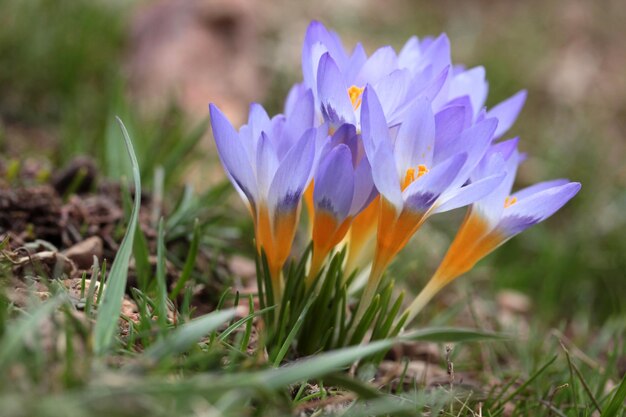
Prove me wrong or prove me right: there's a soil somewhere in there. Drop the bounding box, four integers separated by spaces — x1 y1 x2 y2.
0 155 227 312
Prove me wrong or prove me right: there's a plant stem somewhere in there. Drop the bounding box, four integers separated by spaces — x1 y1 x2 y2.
402 275 444 326
348 258 386 341
270 266 284 308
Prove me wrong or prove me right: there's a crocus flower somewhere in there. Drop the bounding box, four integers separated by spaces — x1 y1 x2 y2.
398 35 528 137
302 22 528 279
307 124 377 283
404 141 581 322
209 90 320 300
302 21 527 140
352 86 507 321
302 21 449 130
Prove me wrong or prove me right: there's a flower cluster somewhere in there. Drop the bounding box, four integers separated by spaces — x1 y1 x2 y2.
209 21 580 322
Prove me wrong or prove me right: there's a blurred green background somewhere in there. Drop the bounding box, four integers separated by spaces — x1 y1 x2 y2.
0 0 624 323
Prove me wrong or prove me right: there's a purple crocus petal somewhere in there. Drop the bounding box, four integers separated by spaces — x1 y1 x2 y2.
209 104 258 204
314 144 355 220
449 66 488 118
268 128 316 213
256 132 279 197
318 24 349 69
451 64 466 76
268 115 290 160
419 36 434 50
302 21 347 91
350 156 377 215
472 138 518 180
355 46 399 86
360 86 390 159
371 144 403 212
283 88 315 144
490 136 520 162
487 90 527 139
472 140 521 224
475 108 487 124
373 69 412 124
434 117 497 165
344 129 361 165
394 97 435 175
437 118 499 191
237 124 257 170
329 124 359 163
471 151 510 225
285 83 306 115
440 95 473 129
304 42 328 102
302 22 323 89
398 36 421 72
497 182 581 235
402 153 467 213
317 53 356 127
248 103 271 143
420 33 451 76
345 42 367 83
310 122 331 181
512 179 572 201
433 173 506 214
415 65 450 103
434 105 466 153
384 66 440 129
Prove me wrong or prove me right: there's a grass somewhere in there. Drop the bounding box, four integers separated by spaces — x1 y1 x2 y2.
0 118 622 417
0 0 625 415
93 118 141 355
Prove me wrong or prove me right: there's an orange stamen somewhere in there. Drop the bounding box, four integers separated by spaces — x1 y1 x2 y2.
348 85 365 110
504 196 517 208
401 164 429 191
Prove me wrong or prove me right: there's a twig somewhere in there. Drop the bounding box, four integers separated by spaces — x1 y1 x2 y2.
551 329 602 371
558 340 602 413
446 344 455 388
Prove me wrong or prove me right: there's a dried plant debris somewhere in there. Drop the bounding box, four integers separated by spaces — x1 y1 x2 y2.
0 156 228 309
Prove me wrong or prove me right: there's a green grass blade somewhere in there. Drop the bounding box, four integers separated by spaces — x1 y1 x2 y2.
254 339 395 389
142 309 236 362
493 354 558 410
341 397 417 417
132 219 151 292
601 374 626 417
93 117 142 355
155 217 169 330
272 297 314 367
324 373 382 400
169 218 200 300
239 295 254 352
349 295 381 345
400 327 506 343
165 185 194 230
0 296 64 368
217 305 276 342
161 117 208 183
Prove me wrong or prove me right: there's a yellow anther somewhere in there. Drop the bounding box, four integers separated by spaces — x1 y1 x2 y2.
348 85 365 110
401 164 429 191
504 196 517 208
417 164 429 178
402 168 415 191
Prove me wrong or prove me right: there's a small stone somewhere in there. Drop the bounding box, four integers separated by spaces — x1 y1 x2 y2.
63 236 103 270
229 255 256 279
496 290 531 314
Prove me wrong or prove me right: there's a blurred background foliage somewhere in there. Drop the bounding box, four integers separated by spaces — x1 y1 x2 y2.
0 0 624 324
